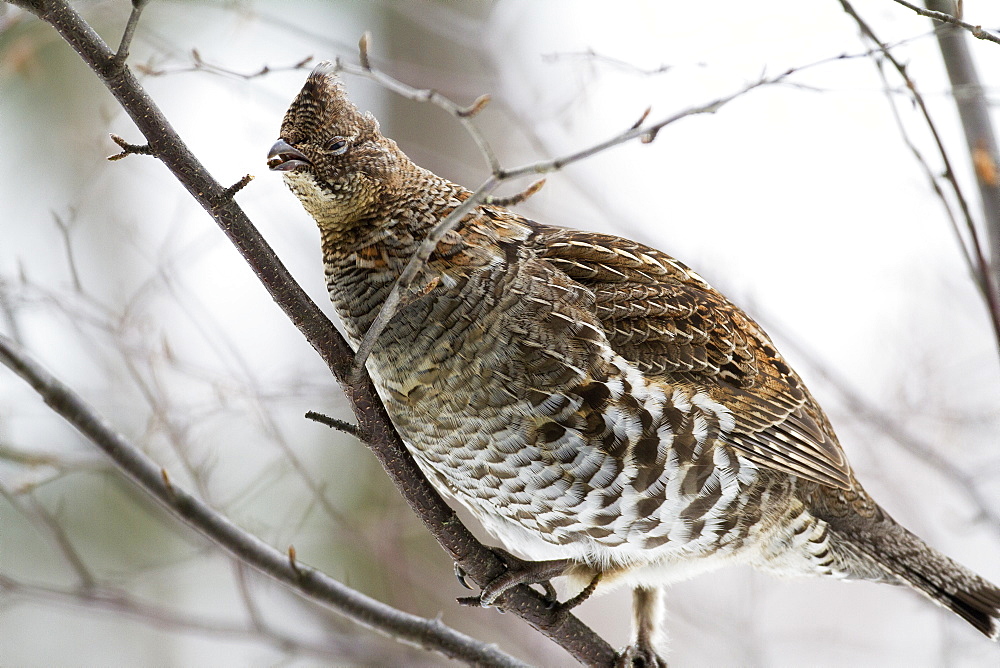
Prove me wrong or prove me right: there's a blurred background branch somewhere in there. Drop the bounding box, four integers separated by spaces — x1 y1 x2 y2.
0 330 528 668
840 0 1000 357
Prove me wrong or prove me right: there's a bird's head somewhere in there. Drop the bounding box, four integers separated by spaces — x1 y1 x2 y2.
267 62 406 232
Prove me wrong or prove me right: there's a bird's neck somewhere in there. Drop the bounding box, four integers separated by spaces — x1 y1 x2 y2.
320 166 462 256
319 168 472 343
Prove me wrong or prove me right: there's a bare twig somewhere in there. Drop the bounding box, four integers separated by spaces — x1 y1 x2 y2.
0 442 62 467
348 181 495 382
866 39 979 281
287 545 302 579
107 133 153 160
892 0 1000 45
839 0 1000 358
487 178 547 207
232 560 268 636
220 174 254 202
542 48 674 76
160 468 174 498
357 31 372 71
111 0 149 71
0 332 529 668
0 439 110 484
51 209 83 292
305 411 363 439
0 484 96 588
135 53 315 80
630 107 652 131
457 93 491 118
327 54 502 174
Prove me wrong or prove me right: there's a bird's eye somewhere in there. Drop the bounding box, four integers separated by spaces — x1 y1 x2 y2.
325 137 349 155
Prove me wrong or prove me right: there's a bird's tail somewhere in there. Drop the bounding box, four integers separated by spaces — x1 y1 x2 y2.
834 514 1000 640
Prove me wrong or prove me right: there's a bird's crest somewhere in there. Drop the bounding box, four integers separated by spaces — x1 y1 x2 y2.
280 61 380 144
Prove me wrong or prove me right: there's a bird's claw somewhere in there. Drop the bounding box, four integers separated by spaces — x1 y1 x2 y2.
454 547 592 614
617 643 669 668
478 548 571 607
454 562 474 590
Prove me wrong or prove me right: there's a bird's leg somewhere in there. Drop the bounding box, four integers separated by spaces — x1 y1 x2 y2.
617 586 668 668
455 547 573 608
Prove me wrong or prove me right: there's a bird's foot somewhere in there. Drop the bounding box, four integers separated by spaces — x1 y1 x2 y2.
455 547 574 609
617 643 668 668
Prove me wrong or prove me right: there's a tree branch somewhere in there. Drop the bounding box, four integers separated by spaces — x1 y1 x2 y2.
110 0 149 71
136 51 315 80
5 0 616 663
0 332 528 668
892 0 1000 45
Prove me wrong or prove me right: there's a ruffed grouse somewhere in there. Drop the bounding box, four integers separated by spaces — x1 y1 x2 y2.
268 63 1000 662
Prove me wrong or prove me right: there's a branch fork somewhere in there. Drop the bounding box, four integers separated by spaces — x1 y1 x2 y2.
107 133 153 161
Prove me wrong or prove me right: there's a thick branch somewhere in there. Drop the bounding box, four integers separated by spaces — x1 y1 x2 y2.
6 0 615 663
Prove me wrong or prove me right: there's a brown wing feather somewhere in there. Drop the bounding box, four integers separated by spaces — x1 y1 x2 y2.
524 222 852 490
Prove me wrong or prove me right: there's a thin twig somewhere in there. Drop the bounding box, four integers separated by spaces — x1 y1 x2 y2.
0 484 96 588
305 411 362 439
542 48 674 76
329 54 501 174
135 53 315 80
232 560 268 636
51 209 83 292
220 174 253 202
867 41 979 281
111 0 148 71
107 133 153 160
357 31 372 71
487 178 546 207
0 442 62 467
892 0 1000 45
839 0 1000 358
348 181 498 382
500 81 757 176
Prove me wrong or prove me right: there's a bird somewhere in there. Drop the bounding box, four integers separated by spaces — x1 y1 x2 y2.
267 61 1000 664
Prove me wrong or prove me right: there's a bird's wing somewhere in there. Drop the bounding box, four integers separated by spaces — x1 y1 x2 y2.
525 223 852 490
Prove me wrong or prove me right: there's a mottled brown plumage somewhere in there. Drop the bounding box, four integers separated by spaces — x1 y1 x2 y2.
268 63 1000 661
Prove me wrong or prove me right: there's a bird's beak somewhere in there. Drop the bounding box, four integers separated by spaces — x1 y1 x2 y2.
267 139 311 172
